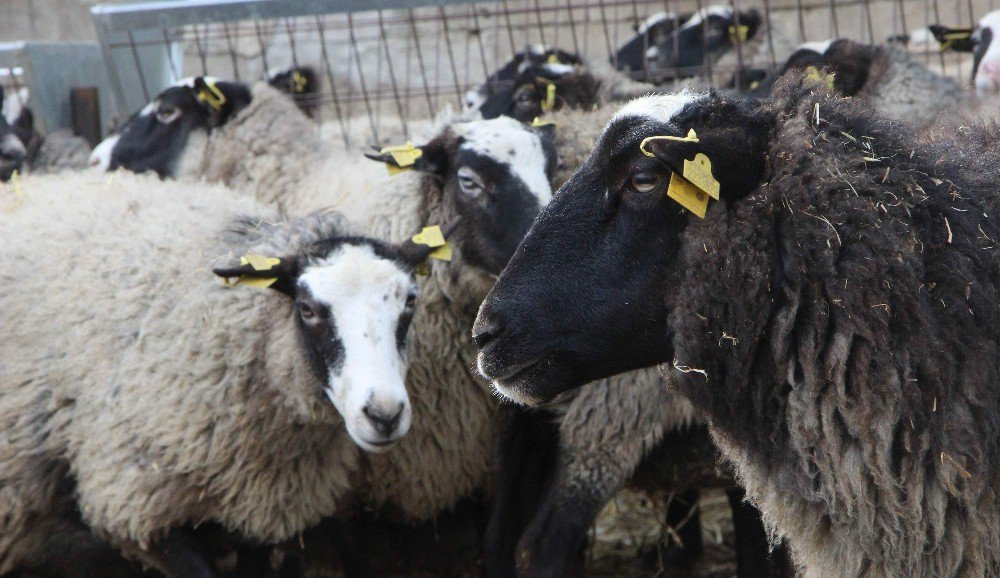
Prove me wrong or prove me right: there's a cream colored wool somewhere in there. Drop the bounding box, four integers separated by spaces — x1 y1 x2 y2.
164 83 502 521
0 171 366 571
29 130 91 174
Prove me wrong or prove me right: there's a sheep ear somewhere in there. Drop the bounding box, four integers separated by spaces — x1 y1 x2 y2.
365 138 448 176
192 78 252 128
928 25 977 52
213 255 299 296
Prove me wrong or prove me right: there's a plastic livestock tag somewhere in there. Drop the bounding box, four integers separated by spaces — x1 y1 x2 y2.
541 82 557 112
531 117 557 128
682 153 720 200
196 80 227 111
292 70 309 93
729 25 750 43
411 226 446 248
804 66 836 90
236 277 278 289
547 53 561 64
429 244 453 262
639 129 700 157
241 254 282 271
379 142 423 175
667 173 708 219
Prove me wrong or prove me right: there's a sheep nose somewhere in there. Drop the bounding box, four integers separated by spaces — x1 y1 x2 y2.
472 314 504 349
363 402 404 436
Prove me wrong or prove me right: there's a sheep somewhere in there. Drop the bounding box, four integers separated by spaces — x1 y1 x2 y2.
1 85 92 175
0 85 28 181
751 38 976 129
473 72 1000 576
90 75 561 531
927 10 1000 94
0 169 448 577
484 101 792 578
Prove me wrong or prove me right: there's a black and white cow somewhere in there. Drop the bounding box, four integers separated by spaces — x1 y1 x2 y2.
613 6 762 84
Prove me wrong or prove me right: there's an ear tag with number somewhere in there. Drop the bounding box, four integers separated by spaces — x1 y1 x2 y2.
411 225 452 262
667 173 709 219
378 142 423 176
682 153 720 200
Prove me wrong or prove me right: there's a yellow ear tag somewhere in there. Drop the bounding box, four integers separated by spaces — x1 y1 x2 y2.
541 82 557 112
639 129 699 157
196 80 227 111
667 173 709 219
412 225 452 262
749 80 760 90
429 244 453 262
682 153 720 200
938 29 974 51
729 24 750 43
230 253 281 289
291 70 308 94
379 142 423 176
412 225 446 248
240 254 282 271
547 53 561 64
531 117 557 128
804 66 836 91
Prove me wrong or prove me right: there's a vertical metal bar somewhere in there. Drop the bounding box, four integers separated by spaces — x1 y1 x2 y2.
533 0 548 48
378 9 408 137
284 18 301 69
438 5 463 107
408 8 436 117
347 12 379 144
932 0 947 74
795 0 807 44
896 0 908 42
598 0 617 69
829 0 841 38
314 15 348 147
861 0 875 44
500 0 518 55
222 22 241 81
763 0 776 68
192 24 209 75
731 0 745 92
160 27 181 83
470 5 491 80
565 0 581 55
694 0 713 85
126 30 151 101
254 20 271 79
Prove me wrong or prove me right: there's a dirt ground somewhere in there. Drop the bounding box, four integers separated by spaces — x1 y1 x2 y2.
585 488 737 578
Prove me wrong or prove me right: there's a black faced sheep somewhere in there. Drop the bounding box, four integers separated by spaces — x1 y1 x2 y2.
0 170 448 577
752 38 976 128
475 74 999 577
929 9 1000 95
1 85 92 176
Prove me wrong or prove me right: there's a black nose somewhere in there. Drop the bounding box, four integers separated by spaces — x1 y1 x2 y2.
472 314 504 349
363 403 404 436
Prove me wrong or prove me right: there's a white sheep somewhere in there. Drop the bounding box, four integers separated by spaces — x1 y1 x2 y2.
0 170 436 576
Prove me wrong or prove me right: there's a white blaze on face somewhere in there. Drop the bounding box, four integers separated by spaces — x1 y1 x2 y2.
3 87 28 125
452 116 554 206
975 11 1000 93
298 244 416 453
612 91 703 125
797 39 834 56
89 133 120 171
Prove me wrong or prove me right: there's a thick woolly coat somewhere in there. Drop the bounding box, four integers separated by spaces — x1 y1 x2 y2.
668 79 999 576
173 83 500 521
0 172 363 571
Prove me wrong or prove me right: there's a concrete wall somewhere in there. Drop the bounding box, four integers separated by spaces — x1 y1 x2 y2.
0 0 103 43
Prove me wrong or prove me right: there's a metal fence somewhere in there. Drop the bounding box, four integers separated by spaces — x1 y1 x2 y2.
91 0 995 145
0 42 114 137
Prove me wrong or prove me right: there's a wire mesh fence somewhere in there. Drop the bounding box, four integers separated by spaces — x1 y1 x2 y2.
91 0 997 146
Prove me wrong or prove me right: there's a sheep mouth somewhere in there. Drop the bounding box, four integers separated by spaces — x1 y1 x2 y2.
356 437 400 454
482 356 552 407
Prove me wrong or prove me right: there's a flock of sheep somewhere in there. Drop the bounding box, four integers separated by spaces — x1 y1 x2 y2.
1 4 998 578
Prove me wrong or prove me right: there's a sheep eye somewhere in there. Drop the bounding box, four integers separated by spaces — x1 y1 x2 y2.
405 293 417 309
156 105 181 124
630 172 662 193
517 90 535 103
297 301 316 320
457 167 484 195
